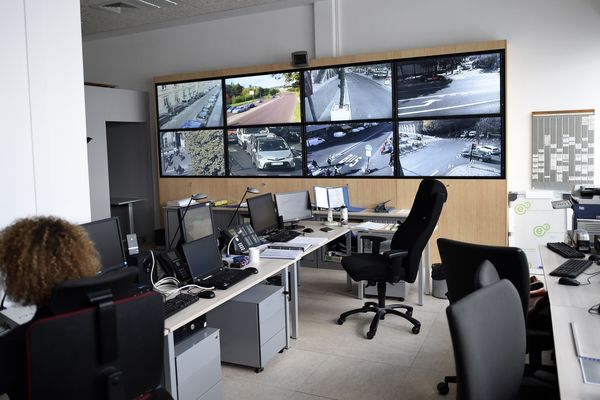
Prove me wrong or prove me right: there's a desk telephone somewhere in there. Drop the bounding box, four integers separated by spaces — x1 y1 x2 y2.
223 223 261 254
158 249 191 281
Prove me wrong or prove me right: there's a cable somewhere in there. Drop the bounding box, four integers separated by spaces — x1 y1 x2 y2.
579 270 600 286
0 292 6 311
589 303 600 315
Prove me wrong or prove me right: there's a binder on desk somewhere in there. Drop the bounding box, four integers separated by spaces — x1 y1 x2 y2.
571 322 600 384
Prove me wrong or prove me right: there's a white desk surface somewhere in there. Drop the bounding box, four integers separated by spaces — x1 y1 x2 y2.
164 221 349 333
540 245 600 399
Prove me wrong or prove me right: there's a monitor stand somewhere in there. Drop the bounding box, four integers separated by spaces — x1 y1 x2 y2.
287 222 305 230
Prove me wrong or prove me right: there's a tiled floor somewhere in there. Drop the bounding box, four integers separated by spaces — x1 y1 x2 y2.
221 267 455 400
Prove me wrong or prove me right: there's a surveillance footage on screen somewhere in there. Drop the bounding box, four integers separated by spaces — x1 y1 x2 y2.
303 63 393 122
225 72 301 126
306 122 394 177
156 79 223 129
160 130 225 177
227 126 302 177
397 117 502 177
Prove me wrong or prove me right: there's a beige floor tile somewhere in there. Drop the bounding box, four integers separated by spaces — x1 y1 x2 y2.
222 379 296 400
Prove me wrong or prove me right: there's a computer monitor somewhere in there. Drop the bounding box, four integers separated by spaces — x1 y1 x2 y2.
274 190 312 229
81 217 127 273
181 235 222 280
179 202 215 243
247 193 279 236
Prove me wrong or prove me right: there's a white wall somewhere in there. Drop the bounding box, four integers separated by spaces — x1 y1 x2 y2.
1 0 89 229
85 86 149 221
82 0 600 191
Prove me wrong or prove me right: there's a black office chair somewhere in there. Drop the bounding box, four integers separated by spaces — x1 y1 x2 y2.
337 179 447 339
25 268 172 400
436 238 554 395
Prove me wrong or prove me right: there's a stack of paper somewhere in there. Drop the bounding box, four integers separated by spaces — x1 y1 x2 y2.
260 248 303 259
571 322 600 384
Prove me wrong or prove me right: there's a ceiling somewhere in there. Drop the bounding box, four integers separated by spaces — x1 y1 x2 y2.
80 0 303 37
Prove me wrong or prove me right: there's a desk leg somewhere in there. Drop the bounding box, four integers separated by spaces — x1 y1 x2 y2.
282 265 290 348
163 332 178 399
127 203 135 234
289 261 299 339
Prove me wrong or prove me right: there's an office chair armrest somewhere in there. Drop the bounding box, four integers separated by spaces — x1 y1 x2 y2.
382 249 408 259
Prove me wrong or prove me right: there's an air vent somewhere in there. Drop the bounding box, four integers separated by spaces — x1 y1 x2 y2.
98 1 138 14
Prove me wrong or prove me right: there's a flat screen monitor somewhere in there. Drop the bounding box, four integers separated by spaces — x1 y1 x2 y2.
159 130 225 177
226 126 303 177
246 193 279 236
303 62 392 122
225 72 301 126
179 202 215 243
274 191 312 229
156 79 223 129
306 121 394 177
397 117 502 177
181 235 222 280
81 217 127 273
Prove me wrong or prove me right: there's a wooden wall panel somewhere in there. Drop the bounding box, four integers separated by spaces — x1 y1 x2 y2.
155 40 509 263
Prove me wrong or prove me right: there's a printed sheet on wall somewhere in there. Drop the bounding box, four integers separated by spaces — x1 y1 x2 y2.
531 110 595 191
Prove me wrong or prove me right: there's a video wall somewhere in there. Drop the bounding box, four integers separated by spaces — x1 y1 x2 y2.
155 50 505 179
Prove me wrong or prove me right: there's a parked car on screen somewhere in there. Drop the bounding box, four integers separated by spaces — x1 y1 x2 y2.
479 145 500 155
332 131 346 138
251 137 295 170
237 127 270 149
420 73 447 82
461 148 492 162
306 137 325 147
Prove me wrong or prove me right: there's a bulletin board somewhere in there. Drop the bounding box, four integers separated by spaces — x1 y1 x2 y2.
531 109 595 191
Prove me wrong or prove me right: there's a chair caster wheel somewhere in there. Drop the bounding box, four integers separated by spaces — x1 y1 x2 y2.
411 326 420 334
366 331 375 339
437 382 449 395
337 317 345 325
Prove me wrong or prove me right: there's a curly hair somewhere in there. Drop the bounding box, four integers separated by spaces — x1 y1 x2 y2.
0 216 101 307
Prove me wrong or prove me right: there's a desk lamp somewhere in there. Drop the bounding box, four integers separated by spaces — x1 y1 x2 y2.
226 187 260 229
168 193 208 249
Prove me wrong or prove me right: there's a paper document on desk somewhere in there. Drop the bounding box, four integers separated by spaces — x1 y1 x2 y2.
355 221 395 230
571 322 600 384
260 248 303 259
287 237 327 246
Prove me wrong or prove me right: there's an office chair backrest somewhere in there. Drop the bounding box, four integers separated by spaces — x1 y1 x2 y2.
26 272 166 400
474 260 500 290
447 279 526 400
390 179 447 283
437 238 530 320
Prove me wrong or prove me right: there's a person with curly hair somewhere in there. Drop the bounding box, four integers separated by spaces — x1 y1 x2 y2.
0 216 101 399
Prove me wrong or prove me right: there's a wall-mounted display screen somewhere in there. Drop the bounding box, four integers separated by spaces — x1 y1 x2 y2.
225 72 301 126
306 122 394 177
155 47 505 179
157 79 223 129
397 117 502 177
160 130 225 176
303 63 392 122
227 126 302 176
396 51 501 118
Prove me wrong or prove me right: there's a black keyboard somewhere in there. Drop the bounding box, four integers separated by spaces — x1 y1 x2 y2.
549 259 593 278
199 268 254 290
164 293 199 319
266 229 301 243
546 242 585 258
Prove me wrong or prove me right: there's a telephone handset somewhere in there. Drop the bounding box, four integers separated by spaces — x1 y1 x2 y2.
158 249 191 282
224 223 262 254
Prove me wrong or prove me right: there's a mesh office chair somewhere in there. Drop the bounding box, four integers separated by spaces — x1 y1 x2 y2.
436 238 554 395
337 179 447 339
25 268 172 400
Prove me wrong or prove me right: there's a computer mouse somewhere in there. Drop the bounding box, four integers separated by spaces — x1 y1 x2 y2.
303 228 314 233
558 277 580 286
197 290 215 298
589 254 600 263
246 267 259 274
320 227 333 232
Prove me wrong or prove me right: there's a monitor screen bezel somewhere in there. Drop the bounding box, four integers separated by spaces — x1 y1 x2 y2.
247 193 279 236
178 202 216 243
80 217 128 274
181 234 223 280
274 190 313 224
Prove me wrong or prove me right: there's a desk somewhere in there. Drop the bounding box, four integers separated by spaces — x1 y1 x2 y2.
110 197 144 234
540 246 600 399
162 222 349 399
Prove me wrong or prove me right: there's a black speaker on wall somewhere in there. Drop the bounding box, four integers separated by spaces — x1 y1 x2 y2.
291 51 309 67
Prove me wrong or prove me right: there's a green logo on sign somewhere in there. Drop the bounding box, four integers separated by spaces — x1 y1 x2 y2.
533 223 550 237
514 202 531 215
